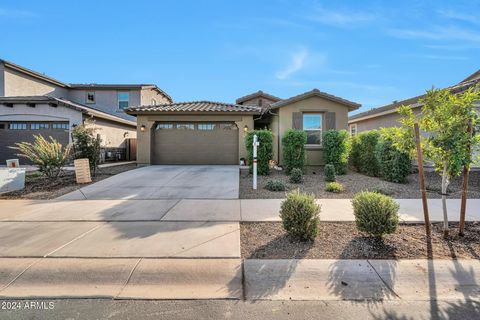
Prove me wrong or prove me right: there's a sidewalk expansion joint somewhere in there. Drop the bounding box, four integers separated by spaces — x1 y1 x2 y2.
366 259 402 300
115 258 142 299
43 224 103 257
0 258 43 293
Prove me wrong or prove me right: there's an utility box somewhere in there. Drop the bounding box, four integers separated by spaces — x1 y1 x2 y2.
0 168 26 194
74 158 92 184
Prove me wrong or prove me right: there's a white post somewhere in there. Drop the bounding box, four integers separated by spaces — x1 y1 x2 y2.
253 134 259 190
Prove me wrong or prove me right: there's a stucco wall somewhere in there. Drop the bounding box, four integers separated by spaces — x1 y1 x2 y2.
3 67 69 98
273 96 350 166
0 63 5 96
350 108 422 133
68 89 139 121
85 116 136 148
135 114 253 165
140 88 171 106
239 97 278 107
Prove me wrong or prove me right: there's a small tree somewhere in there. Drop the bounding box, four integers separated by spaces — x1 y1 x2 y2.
71 120 102 176
323 130 349 174
245 129 273 175
11 135 72 179
282 129 307 173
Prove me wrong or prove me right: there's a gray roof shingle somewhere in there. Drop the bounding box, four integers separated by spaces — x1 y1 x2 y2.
126 101 262 114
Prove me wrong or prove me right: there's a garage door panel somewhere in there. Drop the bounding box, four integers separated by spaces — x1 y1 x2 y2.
153 122 238 165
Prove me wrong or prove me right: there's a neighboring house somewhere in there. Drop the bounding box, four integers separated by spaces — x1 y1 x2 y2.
127 89 360 166
348 70 480 135
0 59 171 164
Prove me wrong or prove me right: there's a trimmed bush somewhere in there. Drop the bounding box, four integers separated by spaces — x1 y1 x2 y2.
265 179 287 191
349 131 380 177
280 190 320 241
71 120 102 176
376 134 412 183
245 130 273 175
324 164 336 182
352 191 400 238
282 129 307 173
323 130 349 175
325 182 344 193
289 168 303 184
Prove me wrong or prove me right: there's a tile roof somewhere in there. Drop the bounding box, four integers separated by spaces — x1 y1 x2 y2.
126 101 262 114
236 90 282 104
270 89 361 111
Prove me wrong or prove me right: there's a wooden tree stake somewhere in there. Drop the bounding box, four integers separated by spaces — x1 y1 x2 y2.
459 122 473 236
414 123 431 238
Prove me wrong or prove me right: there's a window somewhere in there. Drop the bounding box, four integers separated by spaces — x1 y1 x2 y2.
349 124 357 136
198 123 215 130
151 98 157 105
52 123 69 129
86 92 95 104
31 123 49 130
303 114 322 145
118 92 129 109
0 124 5 129
8 123 27 130
176 123 194 130
156 123 173 130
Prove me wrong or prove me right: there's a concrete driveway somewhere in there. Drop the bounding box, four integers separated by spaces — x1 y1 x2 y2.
59 165 239 200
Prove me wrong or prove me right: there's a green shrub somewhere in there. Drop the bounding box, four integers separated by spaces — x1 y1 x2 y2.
280 190 320 241
324 164 336 182
325 182 344 193
11 135 72 179
372 187 395 196
289 168 303 184
245 130 273 175
352 191 400 238
376 130 412 183
71 120 102 176
282 129 307 173
265 179 287 191
349 135 361 171
349 131 380 177
323 130 349 175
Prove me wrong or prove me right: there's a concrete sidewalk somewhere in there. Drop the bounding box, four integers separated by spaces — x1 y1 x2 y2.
2 198 479 222
0 258 478 301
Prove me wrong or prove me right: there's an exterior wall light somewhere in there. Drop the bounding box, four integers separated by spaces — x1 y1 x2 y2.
243 125 248 133
140 125 146 132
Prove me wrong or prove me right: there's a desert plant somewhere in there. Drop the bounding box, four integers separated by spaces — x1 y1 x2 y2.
350 131 381 176
289 168 303 184
11 135 72 179
325 182 344 193
280 190 320 241
323 130 349 174
376 128 412 183
265 179 287 191
282 129 307 173
245 129 273 175
324 164 336 182
71 120 102 176
352 191 400 238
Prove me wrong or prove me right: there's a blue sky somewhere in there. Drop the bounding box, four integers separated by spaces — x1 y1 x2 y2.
1 0 479 114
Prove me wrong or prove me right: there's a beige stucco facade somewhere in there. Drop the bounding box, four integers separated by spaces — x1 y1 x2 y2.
271 95 350 166
3 67 69 98
349 107 422 133
85 117 137 148
135 113 253 165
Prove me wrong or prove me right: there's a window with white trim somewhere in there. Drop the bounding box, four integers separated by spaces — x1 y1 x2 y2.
303 114 322 145
118 92 129 109
349 123 357 136
31 123 49 130
8 123 27 130
86 92 95 104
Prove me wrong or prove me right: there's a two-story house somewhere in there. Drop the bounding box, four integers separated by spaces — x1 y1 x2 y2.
0 59 171 164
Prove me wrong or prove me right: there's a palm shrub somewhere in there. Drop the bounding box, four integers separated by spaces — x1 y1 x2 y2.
289 168 303 183
376 129 412 183
71 121 102 176
11 135 72 179
280 190 320 241
245 130 273 175
352 191 399 238
282 129 307 174
323 130 349 174
265 179 287 191
324 164 336 182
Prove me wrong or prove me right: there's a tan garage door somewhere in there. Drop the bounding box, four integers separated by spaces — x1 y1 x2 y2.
152 122 239 165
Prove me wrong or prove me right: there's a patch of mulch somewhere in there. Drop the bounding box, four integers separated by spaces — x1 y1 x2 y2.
0 164 137 200
239 167 480 199
241 222 480 259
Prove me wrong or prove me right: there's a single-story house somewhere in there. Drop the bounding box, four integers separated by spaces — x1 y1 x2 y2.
348 69 480 135
126 89 360 166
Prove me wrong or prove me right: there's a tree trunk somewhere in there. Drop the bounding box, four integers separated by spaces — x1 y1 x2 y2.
441 163 450 238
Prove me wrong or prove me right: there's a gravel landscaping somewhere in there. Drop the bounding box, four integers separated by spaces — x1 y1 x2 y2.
240 167 480 199
0 164 137 200
241 222 480 260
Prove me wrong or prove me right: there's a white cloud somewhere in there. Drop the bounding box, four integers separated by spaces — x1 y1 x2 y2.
437 9 480 25
387 25 480 44
306 6 376 27
275 49 310 80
